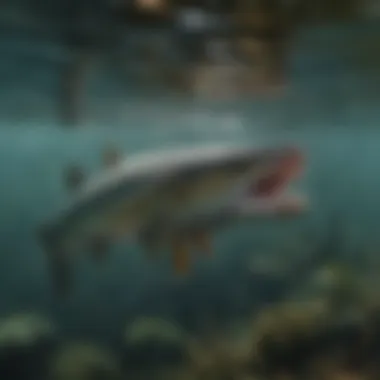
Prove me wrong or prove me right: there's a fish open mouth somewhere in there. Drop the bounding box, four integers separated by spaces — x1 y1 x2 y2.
245 148 307 215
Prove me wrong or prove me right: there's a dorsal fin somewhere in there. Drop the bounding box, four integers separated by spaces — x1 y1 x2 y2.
65 166 85 192
102 146 122 168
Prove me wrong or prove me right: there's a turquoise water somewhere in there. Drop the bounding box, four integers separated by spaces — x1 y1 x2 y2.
0 20 379 346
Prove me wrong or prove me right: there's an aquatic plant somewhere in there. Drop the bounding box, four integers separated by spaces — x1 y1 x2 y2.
249 299 331 377
307 262 369 320
245 292 380 380
48 341 122 380
117 293 380 380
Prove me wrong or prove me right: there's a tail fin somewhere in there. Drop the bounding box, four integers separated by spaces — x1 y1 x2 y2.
39 228 72 299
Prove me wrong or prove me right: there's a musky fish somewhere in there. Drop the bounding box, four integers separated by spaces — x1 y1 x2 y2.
39 143 307 297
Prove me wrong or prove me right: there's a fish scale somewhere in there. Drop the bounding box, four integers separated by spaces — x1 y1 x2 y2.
39 144 306 297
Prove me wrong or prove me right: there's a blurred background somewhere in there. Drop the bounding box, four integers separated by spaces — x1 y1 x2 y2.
0 0 378 126
0 1 380 380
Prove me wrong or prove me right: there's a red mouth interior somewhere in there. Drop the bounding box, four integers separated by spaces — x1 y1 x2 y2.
250 152 302 198
253 172 286 197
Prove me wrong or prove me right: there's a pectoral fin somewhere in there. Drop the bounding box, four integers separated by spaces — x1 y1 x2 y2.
171 237 191 275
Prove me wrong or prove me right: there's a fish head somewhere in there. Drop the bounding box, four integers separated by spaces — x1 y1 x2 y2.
236 146 307 217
